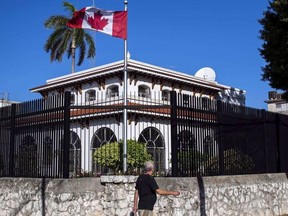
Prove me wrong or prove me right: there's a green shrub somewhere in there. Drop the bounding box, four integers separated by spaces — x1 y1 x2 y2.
206 148 255 175
93 139 152 174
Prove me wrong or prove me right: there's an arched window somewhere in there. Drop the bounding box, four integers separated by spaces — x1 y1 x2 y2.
91 127 117 148
85 89 96 102
18 135 37 176
107 85 119 98
203 136 213 154
91 127 117 173
177 130 196 150
69 131 81 177
138 127 165 171
138 85 150 98
162 89 170 101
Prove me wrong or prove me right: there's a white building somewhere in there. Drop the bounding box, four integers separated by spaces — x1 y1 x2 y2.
30 59 246 175
0 93 17 108
265 91 288 115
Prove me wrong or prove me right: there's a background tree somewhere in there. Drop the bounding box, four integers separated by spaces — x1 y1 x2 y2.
259 0 288 99
44 1 95 73
93 140 152 174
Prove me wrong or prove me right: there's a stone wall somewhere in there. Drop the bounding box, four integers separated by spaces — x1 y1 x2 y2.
0 173 288 216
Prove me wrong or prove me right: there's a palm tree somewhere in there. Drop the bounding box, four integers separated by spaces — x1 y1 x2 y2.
44 1 95 73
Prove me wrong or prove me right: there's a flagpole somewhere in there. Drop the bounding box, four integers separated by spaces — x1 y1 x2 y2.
123 0 128 173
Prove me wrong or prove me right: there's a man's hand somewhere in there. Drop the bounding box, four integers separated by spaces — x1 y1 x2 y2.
132 206 138 213
173 191 180 196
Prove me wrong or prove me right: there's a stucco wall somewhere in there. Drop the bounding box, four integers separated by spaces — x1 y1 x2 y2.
0 173 287 216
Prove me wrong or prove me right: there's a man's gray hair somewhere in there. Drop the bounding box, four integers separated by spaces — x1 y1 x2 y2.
144 161 154 172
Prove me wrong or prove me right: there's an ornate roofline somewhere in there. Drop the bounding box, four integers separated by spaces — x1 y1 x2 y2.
30 59 232 93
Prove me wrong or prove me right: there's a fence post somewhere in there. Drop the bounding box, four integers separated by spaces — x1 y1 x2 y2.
275 113 281 172
217 100 224 175
261 109 270 173
63 92 71 178
9 104 16 177
170 91 178 177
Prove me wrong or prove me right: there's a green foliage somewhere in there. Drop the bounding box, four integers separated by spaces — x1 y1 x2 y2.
94 142 121 171
44 1 95 73
93 140 152 174
126 140 152 168
206 149 255 175
259 0 288 99
178 150 208 175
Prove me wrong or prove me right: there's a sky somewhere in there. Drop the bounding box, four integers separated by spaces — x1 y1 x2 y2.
0 0 272 109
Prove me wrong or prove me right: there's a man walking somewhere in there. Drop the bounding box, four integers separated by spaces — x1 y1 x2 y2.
133 161 180 216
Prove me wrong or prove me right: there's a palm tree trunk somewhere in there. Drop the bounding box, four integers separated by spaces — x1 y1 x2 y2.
71 32 76 74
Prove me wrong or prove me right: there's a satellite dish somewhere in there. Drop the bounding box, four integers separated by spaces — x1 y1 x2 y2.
195 67 216 81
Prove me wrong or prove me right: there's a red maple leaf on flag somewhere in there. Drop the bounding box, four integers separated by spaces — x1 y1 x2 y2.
87 11 109 30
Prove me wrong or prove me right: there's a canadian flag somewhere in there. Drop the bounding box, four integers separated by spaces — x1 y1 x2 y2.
67 7 127 39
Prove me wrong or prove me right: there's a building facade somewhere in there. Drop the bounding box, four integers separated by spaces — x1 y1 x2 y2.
265 91 288 115
0 93 17 108
30 59 246 175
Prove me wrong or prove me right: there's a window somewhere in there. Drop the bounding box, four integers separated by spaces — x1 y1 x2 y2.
202 97 211 110
91 127 117 148
276 103 288 111
91 127 117 173
138 85 150 98
177 130 196 150
69 131 81 177
182 94 190 106
138 127 165 171
162 90 170 101
70 94 75 104
203 136 213 154
107 85 119 98
85 89 96 102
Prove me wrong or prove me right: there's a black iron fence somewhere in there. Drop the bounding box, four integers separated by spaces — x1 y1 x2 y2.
170 91 288 177
0 91 288 178
0 94 70 178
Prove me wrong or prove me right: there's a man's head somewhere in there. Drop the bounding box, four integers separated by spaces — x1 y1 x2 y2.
144 161 154 174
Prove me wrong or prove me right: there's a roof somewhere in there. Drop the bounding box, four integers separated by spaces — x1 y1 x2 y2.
30 59 232 93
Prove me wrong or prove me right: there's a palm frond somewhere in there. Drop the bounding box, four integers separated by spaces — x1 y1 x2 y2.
44 16 69 29
58 30 73 56
77 42 86 66
67 41 73 59
50 38 63 62
84 32 96 58
75 30 86 66
63 1 77 15
44 28 67 52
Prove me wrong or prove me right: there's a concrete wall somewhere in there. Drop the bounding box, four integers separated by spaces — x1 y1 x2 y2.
0 173 288 216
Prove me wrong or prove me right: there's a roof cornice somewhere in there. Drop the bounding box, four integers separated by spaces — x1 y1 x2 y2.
30 59 230 93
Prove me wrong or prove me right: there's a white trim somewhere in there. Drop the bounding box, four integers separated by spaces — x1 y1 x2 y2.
30 59 240 93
